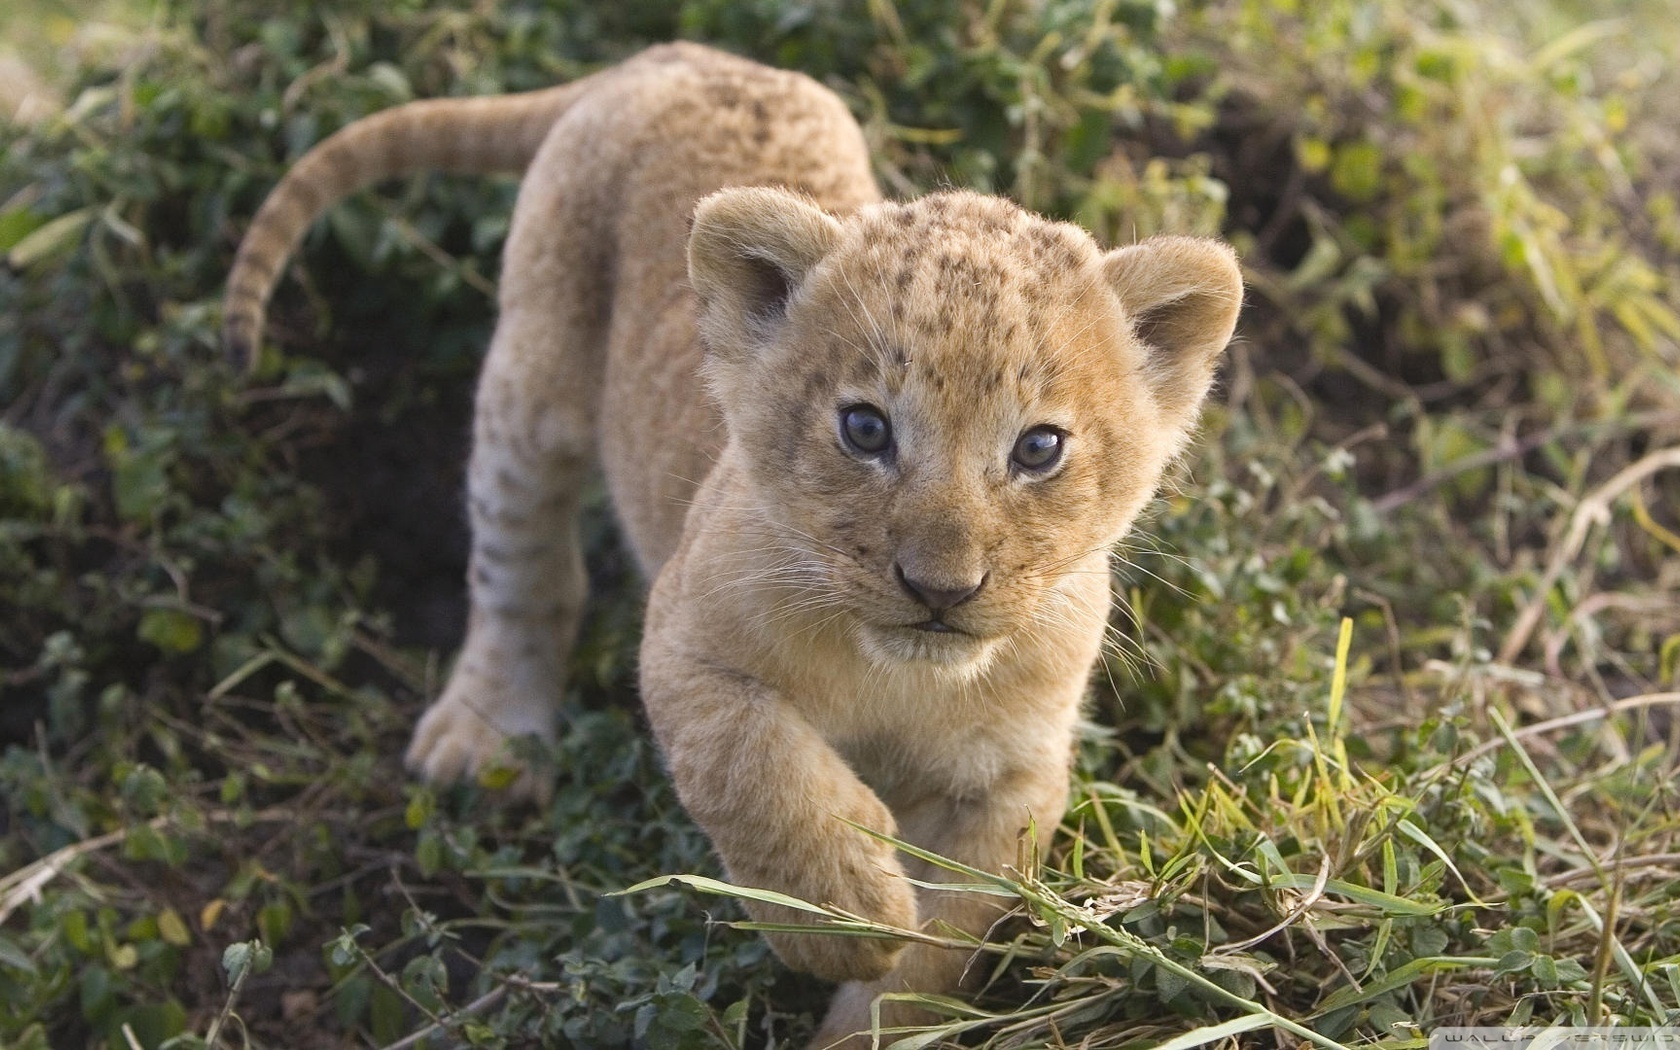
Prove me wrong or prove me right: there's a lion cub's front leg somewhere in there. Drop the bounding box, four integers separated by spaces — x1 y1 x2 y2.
639 656 919 983
811 768 1071 1048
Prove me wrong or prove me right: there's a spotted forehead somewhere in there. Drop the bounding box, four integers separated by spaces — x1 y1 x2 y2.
813 193 1116 398
855 194 1095 300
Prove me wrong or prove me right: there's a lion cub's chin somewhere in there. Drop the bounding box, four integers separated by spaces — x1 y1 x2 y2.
855 623 1002 677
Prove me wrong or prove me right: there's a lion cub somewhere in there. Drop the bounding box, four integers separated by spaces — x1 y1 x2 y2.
226 42 1241 1048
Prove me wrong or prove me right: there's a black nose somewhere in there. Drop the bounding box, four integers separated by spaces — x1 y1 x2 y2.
893 563 986 612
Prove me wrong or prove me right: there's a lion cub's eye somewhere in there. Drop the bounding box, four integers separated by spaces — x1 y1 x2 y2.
840 404 893 456
1011 426 1065 474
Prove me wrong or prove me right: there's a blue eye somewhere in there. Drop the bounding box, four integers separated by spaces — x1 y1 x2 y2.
840 405 892 455
1012 426 1064 473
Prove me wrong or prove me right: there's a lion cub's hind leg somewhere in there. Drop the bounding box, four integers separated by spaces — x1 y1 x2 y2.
405 209 608 796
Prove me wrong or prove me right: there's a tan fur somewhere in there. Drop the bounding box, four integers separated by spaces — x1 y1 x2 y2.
224 77 596 360
225 42 1242 1048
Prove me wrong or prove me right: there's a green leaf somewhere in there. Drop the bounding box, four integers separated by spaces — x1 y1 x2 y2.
1395 818 1486 904
138 608 204 654
400 955 447 1011
328 925 371 968
80 964 113 1023
370 981 405 1045
1494 949 1535 975
1263 873 1443 916
258 901 293 945
1411 925 1450 957
476 763 521 791
103 425 175 522
1297 136 1332 174
222 941 252 983
0 206 48 253
158 908 192 947
0 933 39 975
1366 1000 1413 1034
838 818 1019 890
7 206 95 268
3 1024 48 1050
63 910 93 954
1155 961 1189 1003
1660 633 1680 685
1330 141 1383 201
404 788 434 830
415 829 442 877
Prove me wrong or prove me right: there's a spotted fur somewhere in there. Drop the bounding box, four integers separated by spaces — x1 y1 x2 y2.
225 43 1242 1049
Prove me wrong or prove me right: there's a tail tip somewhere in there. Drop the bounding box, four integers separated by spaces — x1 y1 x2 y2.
222 312 261 373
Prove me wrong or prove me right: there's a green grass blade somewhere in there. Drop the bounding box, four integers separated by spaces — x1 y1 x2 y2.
1141 1013 1278 1050
1262 873 1443 915
1313 956 1500 1015
613 873 837 917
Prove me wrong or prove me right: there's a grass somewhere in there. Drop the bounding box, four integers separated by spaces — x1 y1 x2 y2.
1 0 1677 1046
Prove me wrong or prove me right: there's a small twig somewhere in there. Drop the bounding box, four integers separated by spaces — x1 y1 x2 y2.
1330 338 1421 405
352 629 429 693
1373 410 1680 515
0 808 294 925
1372 428 1558 514
81 525 224 625
1276 422 1387 513
377 975 565 1050
1499 446 1680 664
1211 854 1332 955
280 15 351 113
1353 588 1417 711
1427 691 1680 777
203 944 257 1049
0 824 143 925
381 207 499 300
138 592 225 626
1544 592 1679 679
1546 853 1680 888
1586 866 1623 1022
348 943 453 1037
379 986 505 1050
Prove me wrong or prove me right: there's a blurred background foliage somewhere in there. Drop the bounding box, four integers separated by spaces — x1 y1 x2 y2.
1 0 1676 1046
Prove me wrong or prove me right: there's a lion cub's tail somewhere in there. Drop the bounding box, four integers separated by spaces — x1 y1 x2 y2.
223 77 595 368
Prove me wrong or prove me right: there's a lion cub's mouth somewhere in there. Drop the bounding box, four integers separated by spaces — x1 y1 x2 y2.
855 616 995 672
910 619 961 634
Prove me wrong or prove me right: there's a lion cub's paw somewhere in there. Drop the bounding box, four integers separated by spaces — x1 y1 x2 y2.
770 924 909 985
404 673 556 800
764 865 918 983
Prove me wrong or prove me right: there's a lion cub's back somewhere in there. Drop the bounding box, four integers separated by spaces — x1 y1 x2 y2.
506 44 880 574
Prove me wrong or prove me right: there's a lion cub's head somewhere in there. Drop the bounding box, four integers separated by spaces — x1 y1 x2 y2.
688 188 1241 674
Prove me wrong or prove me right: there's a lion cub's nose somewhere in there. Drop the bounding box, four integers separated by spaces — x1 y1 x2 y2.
893 563 986 612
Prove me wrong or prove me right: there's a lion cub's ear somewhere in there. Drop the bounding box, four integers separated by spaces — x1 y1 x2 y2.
688 187 843 368
1101 237 1243 426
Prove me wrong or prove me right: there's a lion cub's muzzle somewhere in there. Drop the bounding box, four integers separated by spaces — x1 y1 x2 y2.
892 560 988 633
